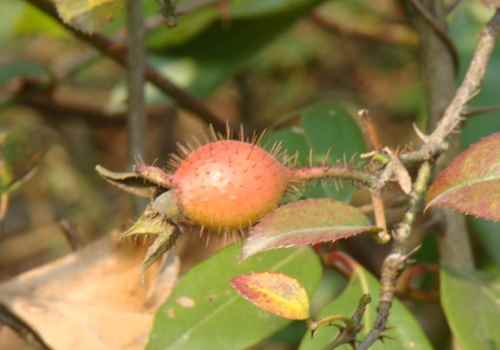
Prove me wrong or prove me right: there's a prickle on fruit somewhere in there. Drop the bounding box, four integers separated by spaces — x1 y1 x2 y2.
172 140 290 232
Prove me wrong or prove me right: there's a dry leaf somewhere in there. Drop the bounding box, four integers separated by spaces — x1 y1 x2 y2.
0 237 179 350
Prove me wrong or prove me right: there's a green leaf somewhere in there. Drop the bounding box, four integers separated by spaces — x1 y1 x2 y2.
441 267 500 350
0 1 24 41
228 0 324 18
265 103 366 202
427 133 500 221
147 0 324 98
147 243 322 350
242 199 379 259
469 218 500 265
299 264 433 350
16 2 68 37
449 3 500 148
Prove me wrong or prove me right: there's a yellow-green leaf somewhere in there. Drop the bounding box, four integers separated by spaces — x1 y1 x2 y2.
52 0 122 33
231 272 310 320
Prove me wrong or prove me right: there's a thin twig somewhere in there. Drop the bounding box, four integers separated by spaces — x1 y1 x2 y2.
126 0 147 213
24 0 225 131
126 0 146 162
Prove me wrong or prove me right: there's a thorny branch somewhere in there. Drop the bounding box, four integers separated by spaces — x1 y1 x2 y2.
355 8 500 350
24 0 225 131
400 8 500 164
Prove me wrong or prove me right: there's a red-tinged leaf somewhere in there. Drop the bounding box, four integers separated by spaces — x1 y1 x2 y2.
242 199 379 259
231 272 310 320
427 133 500 221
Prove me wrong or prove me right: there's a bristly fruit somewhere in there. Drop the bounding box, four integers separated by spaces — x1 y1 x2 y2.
172 140 290 232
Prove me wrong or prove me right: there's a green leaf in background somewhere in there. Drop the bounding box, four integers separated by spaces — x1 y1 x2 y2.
449 3 500 148
147 0 324 99
469 218 500 265
15 2 66 38
0 1 25 41
147 243 322 350
0 117 54 194
264 103 366 202
228 0 324 18
299 263 433 350
147 0 325 49
147 8 217 49
0 61 49 88
441 267 500 350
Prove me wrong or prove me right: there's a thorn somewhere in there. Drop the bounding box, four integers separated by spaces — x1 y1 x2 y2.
413 123 430 143
256 129 267 146
225 120 232 139
177 142 190 156
239 124 245 142
209 124 218 141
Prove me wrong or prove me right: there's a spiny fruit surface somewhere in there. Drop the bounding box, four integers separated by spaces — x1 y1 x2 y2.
172 140 290 231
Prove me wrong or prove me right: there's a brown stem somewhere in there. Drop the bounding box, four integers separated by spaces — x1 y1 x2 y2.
24 0 225 131
126 0 148 213
126 0 147 162
12 78 174 129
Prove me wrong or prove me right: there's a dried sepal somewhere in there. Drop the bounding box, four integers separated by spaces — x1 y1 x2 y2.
95 165 158 198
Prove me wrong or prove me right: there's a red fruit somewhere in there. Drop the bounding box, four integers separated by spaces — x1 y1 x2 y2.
172 140 290 231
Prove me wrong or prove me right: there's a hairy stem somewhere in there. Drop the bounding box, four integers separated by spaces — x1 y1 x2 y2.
290 166 377 189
